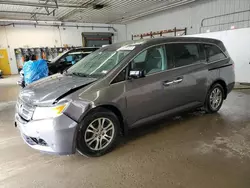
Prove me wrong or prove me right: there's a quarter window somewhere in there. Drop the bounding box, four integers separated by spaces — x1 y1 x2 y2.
172 43 202 68
131 45 167 75
204 44 226 63
111 68 126 84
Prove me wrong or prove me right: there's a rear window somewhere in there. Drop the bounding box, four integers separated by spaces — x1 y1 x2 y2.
204 44 227 63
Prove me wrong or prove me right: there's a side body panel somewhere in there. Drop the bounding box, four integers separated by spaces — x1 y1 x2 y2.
161 63 208 110
219 59 235 93
65 78 127 123
124 72 170 125
205 58 234 97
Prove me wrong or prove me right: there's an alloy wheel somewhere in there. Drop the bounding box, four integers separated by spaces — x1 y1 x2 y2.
209 87 223 110
84 118 115 151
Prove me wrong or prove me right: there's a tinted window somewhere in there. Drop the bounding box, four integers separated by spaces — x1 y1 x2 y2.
131 45 167 75
172 43 201 68
165 44 174 69
198 44 206 61
204 44 226 63
58 52 90 65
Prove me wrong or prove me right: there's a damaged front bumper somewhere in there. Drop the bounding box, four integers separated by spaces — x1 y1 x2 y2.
15 113 78 155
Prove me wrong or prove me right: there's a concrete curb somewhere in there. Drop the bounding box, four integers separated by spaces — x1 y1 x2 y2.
234 87 250 90
234 83 250 90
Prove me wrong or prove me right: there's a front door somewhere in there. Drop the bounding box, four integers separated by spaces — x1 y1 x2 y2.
0 49 11 75
125 45 169 125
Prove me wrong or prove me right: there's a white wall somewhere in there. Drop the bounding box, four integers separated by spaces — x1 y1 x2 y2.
0 23 127 74
126 0 250 39
190 28 250 83
126 0 250 83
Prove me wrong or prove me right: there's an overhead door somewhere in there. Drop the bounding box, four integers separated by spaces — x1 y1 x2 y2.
82 32 113 47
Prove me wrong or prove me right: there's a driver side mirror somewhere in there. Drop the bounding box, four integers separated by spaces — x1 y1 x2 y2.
129 70 145 79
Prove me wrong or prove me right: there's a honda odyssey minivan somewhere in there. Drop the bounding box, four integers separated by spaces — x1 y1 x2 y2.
15 37 235 157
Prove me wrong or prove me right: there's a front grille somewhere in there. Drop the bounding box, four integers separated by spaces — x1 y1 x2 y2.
16 98 35 121
30 137 39 144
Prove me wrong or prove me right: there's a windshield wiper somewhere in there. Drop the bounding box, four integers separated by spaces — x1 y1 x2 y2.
72 72 89 77
62 69 68 75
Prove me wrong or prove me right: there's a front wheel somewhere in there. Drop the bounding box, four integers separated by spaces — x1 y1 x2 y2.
204 84 224 113
76 108 120 157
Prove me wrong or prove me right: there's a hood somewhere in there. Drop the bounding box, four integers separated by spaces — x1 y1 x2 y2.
19 74 97 105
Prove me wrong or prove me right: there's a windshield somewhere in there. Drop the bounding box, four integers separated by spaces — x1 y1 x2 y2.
49 50 69 63
67 46 133 78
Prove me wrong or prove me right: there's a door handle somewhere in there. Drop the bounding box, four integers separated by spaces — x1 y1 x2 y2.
174 78 183 84
163 80 174 86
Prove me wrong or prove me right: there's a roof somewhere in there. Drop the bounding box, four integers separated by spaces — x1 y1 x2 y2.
105 36 223 50
138 37 222 45
0 0 199 24
68 47 99 51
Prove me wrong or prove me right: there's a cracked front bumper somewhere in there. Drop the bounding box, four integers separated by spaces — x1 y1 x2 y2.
15 113 78 155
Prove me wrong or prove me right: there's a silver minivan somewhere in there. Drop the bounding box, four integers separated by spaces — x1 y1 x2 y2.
15 37 235 157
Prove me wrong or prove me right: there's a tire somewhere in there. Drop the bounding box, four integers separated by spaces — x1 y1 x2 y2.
48 71 54 76
204 83 224 113
76 108 120 157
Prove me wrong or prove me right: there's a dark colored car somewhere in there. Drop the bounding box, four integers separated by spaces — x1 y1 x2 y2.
17 47 99 87
15 37 235 157
47 47 99 75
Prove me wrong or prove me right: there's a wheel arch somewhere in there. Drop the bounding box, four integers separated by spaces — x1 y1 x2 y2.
209 79 228 99
98 104 127 135
78 103 127 136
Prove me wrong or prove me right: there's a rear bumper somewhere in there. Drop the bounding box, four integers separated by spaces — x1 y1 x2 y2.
15 113 78 155
227 82 235 93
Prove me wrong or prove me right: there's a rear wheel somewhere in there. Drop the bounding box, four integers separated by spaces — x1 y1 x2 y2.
204 84 224 113
76 108 120 157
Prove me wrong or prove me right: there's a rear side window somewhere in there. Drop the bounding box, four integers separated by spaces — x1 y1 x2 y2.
172 43 203 68
204 44 227 63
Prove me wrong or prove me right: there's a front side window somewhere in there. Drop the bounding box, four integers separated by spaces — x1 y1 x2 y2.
204 44 227 63
53 51 91 65
131 45 167 75
67 46 133 78
133 50 147 63
172 43 201 68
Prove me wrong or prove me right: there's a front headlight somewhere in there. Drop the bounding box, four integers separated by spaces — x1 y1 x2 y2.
32 103 68 120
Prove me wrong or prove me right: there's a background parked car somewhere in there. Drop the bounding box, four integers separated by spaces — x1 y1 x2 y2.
47 47 99 75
